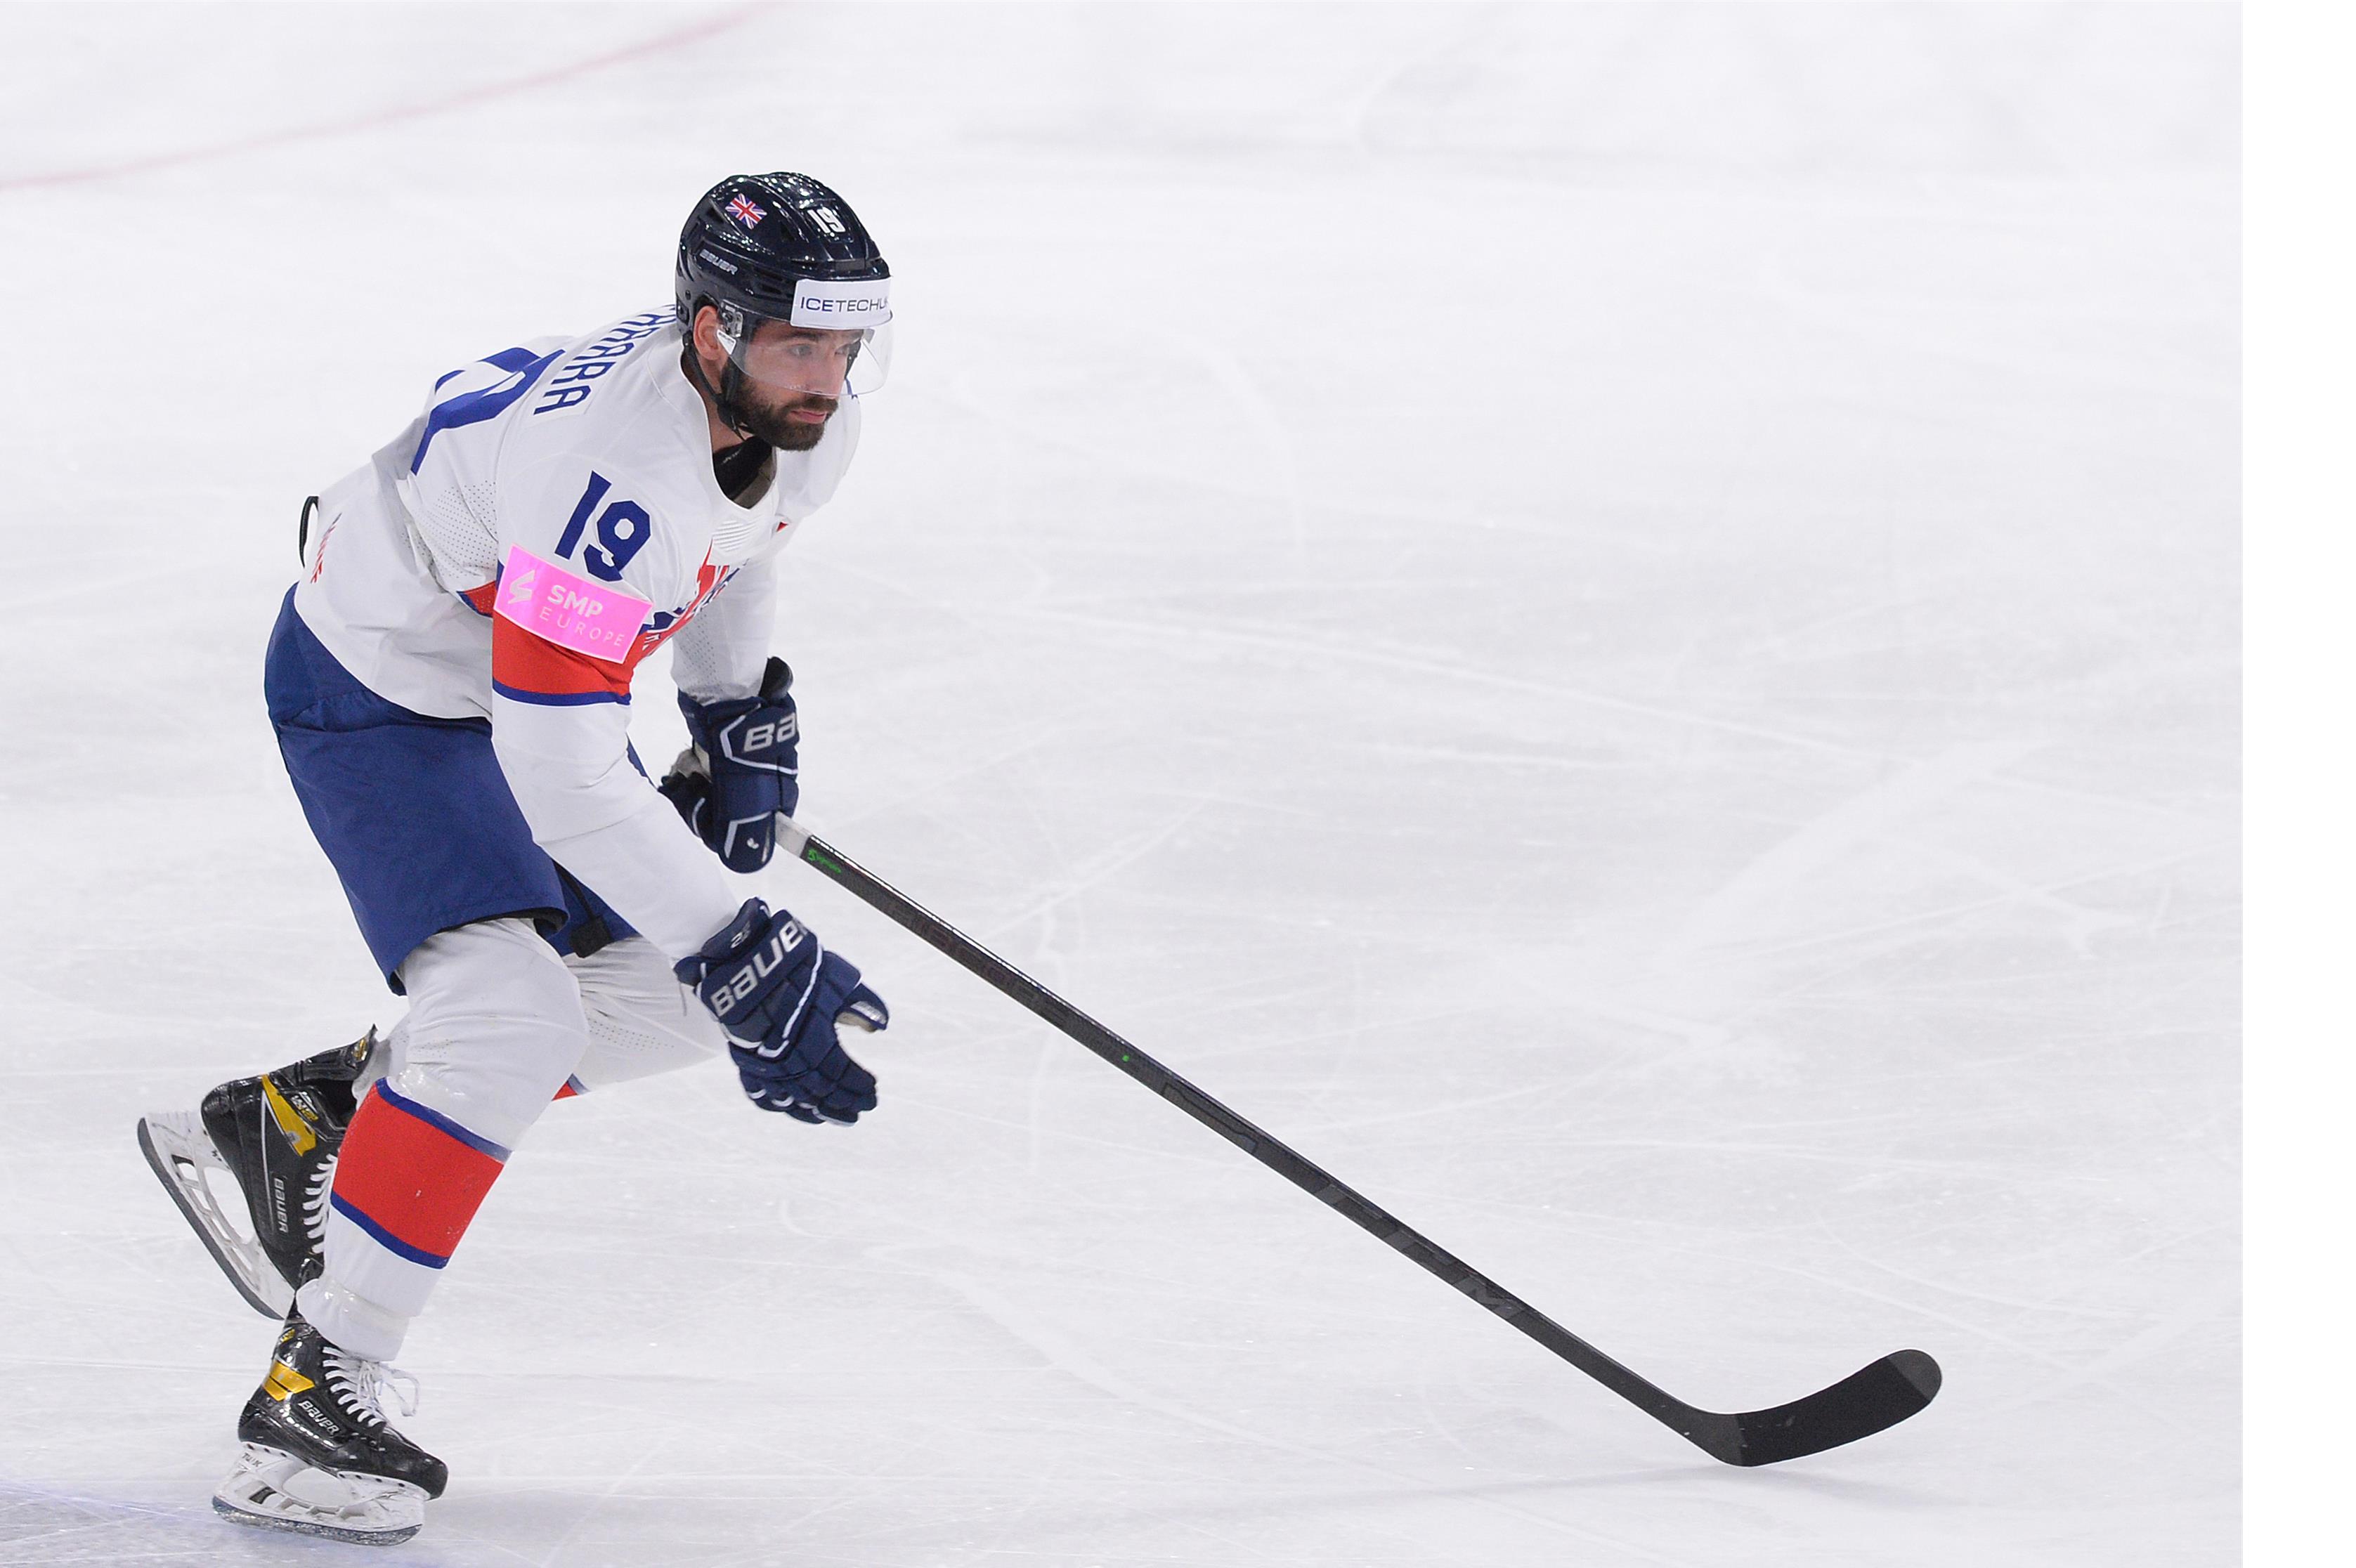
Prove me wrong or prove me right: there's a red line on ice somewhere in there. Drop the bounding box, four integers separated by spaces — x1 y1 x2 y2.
0 4 761 194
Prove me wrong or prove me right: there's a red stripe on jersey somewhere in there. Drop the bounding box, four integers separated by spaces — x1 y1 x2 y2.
625 556 730 667
460 582 498 617
493 610 635 700
330 1090 506 1263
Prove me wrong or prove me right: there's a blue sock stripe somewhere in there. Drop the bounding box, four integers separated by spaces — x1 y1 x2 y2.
328 1191 451 1269
375 1081 514 1162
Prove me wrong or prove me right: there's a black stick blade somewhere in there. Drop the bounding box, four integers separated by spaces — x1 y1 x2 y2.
1692 1349 1942 1466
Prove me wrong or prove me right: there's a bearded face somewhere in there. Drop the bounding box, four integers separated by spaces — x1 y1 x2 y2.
733 384 838 451
725 320 863 450
686 307 866 453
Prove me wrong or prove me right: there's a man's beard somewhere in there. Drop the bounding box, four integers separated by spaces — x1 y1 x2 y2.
736 388 838 451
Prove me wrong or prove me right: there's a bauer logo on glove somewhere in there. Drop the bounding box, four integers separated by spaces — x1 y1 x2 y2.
659 655 798 872
709 917 809 1017
676 898 887 1124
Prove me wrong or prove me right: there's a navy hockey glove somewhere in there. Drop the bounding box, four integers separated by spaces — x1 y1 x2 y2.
658 656 798 873
676 898 887 1124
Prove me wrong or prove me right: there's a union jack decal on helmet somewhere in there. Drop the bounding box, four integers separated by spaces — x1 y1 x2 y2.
724 194 767 230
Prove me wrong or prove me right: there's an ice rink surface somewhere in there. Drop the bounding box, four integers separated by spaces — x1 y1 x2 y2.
0 4 2237 1564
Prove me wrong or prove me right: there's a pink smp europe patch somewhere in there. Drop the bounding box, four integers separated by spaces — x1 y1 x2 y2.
494 545 652 665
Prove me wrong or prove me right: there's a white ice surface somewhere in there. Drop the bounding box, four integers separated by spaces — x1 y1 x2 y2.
0 4 2237 1564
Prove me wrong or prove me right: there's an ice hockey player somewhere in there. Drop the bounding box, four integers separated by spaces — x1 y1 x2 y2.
135 172 896 1546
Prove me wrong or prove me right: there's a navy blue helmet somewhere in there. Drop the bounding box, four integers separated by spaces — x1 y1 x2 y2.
675 172 890 334
674 173 893 436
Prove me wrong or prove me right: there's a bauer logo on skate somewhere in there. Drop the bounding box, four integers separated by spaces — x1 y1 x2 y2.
493 545 652 664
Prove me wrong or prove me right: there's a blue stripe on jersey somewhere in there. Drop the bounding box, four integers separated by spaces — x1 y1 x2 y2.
491 680 630 707
411 346 563 473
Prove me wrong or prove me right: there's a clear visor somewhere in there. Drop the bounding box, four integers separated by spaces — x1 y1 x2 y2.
715 301 892 399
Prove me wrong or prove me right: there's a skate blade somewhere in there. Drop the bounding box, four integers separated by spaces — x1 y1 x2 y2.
213 1442 425 1546
136 1113 292 1320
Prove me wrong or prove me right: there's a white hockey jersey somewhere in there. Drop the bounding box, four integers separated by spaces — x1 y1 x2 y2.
294 309 860 960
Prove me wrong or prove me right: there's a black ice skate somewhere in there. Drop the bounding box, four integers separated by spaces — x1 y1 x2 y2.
136 1031 375 1317
214 1309 447 1545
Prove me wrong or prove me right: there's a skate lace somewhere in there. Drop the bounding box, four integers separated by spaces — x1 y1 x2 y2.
303 1151 338 1246
321 1344 419 1427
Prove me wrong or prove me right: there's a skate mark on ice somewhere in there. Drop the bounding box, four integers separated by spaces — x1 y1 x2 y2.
994 802 1214 936
1286 1077 1587 1139
1006 605 1888 762
1871 840 2142 953
888 1092 1242 1170
919 1265 1691 1562
1693 842 2226 972
1809 1222 2161 1324
1144 320 1311 568
1610 1227 2200 1435
1522 1135 2121 1190
0 1482 241 1564
1360 739 1633 774
1656 740 2034 965
1975 1275 2238 1416
518 1432 683 1568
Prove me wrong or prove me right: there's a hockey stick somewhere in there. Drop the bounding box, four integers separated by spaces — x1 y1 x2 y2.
781 822 1941 1465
